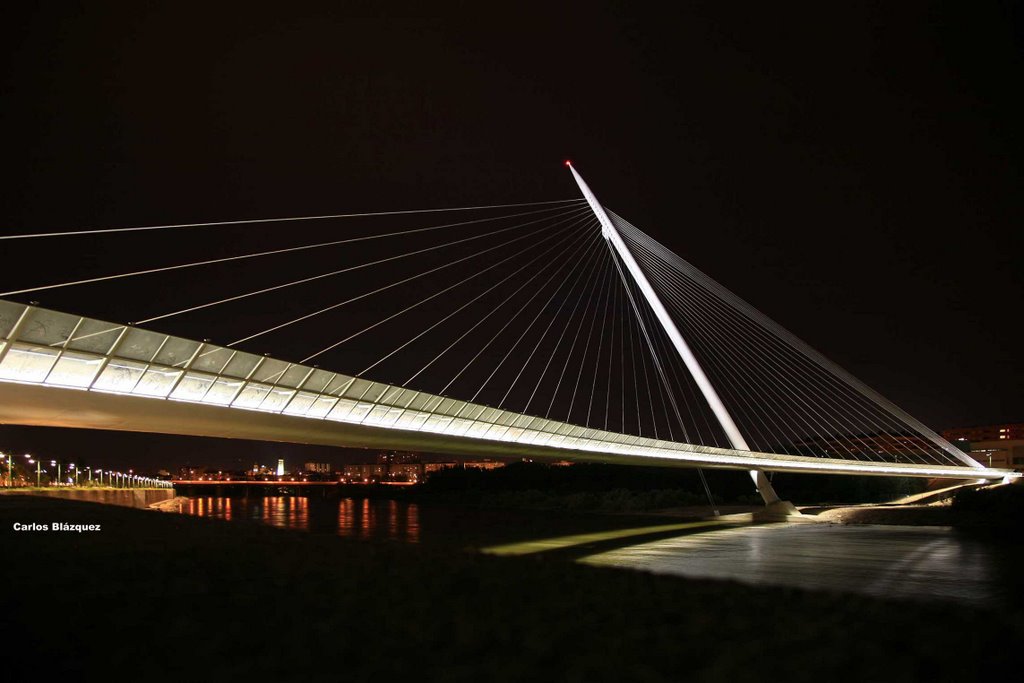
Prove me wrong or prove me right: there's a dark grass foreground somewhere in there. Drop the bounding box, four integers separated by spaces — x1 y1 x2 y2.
2 496 1020 682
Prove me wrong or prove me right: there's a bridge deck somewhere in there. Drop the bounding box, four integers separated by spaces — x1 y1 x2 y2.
0 300 1014 481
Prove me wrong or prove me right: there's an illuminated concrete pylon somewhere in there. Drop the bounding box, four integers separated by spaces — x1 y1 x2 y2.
568 162 785 507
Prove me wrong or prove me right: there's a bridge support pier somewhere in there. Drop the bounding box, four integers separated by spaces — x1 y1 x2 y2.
750 469 799 516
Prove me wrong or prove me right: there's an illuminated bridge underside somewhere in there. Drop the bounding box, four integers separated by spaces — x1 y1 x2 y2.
0 300 1012 481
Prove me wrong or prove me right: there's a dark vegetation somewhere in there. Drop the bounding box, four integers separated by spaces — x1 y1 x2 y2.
3 495 1022 681
417 462 929 511
769 471 928 504
953 484 1024 539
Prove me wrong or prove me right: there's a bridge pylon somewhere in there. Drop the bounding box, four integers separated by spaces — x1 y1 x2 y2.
568 163 791 509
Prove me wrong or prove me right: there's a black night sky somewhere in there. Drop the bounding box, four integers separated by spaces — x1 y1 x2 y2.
1 3 1021 472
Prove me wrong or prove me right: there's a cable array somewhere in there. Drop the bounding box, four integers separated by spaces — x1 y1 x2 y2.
608 210 974 468
0 191 972 472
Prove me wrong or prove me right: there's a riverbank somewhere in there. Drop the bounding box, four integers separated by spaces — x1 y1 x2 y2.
2 495 1021 680
1 486 175 508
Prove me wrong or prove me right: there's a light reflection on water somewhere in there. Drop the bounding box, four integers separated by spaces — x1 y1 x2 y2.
180 496 420 543
581 524 1001 605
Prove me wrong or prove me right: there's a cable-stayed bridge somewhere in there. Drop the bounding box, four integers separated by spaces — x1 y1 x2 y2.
0 166 1014 507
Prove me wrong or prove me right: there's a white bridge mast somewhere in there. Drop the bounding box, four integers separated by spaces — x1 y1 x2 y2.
569 163 783 506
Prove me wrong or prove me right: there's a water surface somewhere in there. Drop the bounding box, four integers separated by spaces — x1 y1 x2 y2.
581 523 1002 605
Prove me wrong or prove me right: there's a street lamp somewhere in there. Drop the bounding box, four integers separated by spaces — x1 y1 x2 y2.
71 463 79 487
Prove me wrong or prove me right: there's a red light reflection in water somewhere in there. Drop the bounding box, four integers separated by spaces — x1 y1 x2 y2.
180 496 419 542
405 503 420 544
256 496 309 530
338 499 355 537
361 499 373 540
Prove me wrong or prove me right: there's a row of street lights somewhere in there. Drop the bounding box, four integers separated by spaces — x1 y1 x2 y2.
0 452 172 488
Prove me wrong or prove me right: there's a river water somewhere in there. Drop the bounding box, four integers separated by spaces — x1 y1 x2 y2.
582 523 1008 606
175 494 672 548
177 495 1014 605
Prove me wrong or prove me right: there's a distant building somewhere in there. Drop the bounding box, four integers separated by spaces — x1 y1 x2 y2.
942 423 1024 471
342 463 387 482
943 423 1024 443
462 460 505 471
377 450 421 465
276 459 285 476
304 462 331 473
178 466 206 480
342 460 426 483
388 462 424 482
424 462 459 475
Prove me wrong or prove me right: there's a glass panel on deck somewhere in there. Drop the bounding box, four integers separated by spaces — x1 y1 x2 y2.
377 386 406 407
0 343 59 382
481 423 510 439
494 411 519 427
307 395 338 418
346 402 373 422
503 427 525 442
363 405 404 426
249 358 289 384
232 382 272 408
65 319 124 354
432 398 462 417
327 398 358 421
325 375 356 396
303 369 336 394
512 415 534 429
475 407 499 425
405 393 434 411
448 418 474 436
395 410 426 429
0 301 27 339
203 378 243 405
117 328 168 361
170 372 215 401
153 337 201 367
259 387 296 412
531 432 554 445
17 309 80 346
277 365 309 389
283 391 318 416
361 382 390 404
92 359 147 392
46 351 104 388
191 346 235 374
341 378 374 399
465 421 492 437
417 413 448 432
133 367 182 397
220 352 260 380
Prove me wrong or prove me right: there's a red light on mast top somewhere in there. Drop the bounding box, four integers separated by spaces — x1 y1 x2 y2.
564 160 572 167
